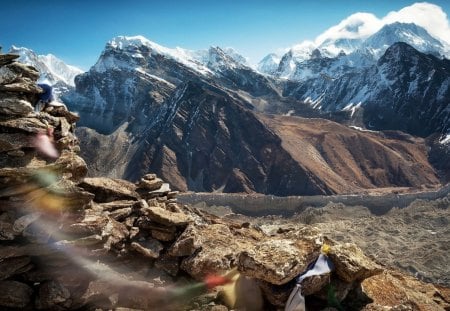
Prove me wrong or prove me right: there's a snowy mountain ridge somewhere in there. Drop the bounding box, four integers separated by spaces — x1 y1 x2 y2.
256 53 282 76
362 22 446 58
283 42 450 137
8 45 83 87
95 35 213 76
259 22 450 80
93 35 250 77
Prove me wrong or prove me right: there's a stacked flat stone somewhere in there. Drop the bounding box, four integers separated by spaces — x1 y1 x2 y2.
0 54 93 309
136 173 179 203
0 54 83 168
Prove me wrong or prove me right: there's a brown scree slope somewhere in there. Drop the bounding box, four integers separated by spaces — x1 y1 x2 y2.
258 114 440 194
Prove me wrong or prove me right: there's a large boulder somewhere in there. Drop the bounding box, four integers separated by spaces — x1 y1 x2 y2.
0 54 20 66
0 281 33 308
79 177 139 202
139 201 192 227
0 256 32 280
180 224 244 279
238 238 320 285
35 280 71 310
176 223 267 280
328 243 382 283
360 270 450 310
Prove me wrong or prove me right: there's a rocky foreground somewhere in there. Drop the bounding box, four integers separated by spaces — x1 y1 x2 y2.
1 53 450 310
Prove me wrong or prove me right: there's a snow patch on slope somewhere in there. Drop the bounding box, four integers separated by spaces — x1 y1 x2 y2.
440 134 450 145
343 102 362 117
349 125 379 133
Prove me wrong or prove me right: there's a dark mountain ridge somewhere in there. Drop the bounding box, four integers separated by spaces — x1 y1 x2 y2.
284 42 450 137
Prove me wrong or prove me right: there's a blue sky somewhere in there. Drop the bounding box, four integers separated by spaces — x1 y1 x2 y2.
1 0 450 70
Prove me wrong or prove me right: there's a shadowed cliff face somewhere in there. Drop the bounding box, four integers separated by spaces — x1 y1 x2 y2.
66 52 179 135
78 80 441 196
64 42 282 136
122 81 329 196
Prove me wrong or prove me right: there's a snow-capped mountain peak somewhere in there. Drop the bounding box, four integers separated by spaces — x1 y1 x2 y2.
9 45 83 87
203 46 248 70
315 12 382 46
363 22 445 58
290 41 317 61
318 37 364 57
222 47 249 66
94 35 251 77
95 35 212 76
257 53 281 75
108 35 158 51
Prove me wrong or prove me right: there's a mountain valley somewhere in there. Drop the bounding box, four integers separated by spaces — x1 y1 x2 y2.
8 21 450 196
2 4 450 310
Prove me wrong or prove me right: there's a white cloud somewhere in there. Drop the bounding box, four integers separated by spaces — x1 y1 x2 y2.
292 40 316 51
383 2 450 44
315 12 383 45
296 2 450 49
289 40 317 61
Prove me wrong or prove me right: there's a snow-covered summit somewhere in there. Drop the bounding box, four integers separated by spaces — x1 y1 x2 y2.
290 41 317 61
313 12 382 57
95 35 212 75
95 35 250 76
363 22 445 58
108 35 159 51
9 46 83 87
318 37 364 57
222 47 249 66
205 46 250 71
257 53 281 75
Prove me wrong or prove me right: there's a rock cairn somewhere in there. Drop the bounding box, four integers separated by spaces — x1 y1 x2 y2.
0 53 449 310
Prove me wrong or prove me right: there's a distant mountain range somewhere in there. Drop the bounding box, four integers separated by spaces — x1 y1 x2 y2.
259 22 448 80
8 20 450 195
282 42 450 137
8 46 83 97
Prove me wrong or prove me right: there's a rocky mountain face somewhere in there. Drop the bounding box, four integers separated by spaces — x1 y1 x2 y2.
430 136 450 181
284 42 450 137
78 77 440 195
0 57 449 309
259 115 440 193
122 80 337 195
257 23 450 139
63 36 280 135
59 35 445 194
